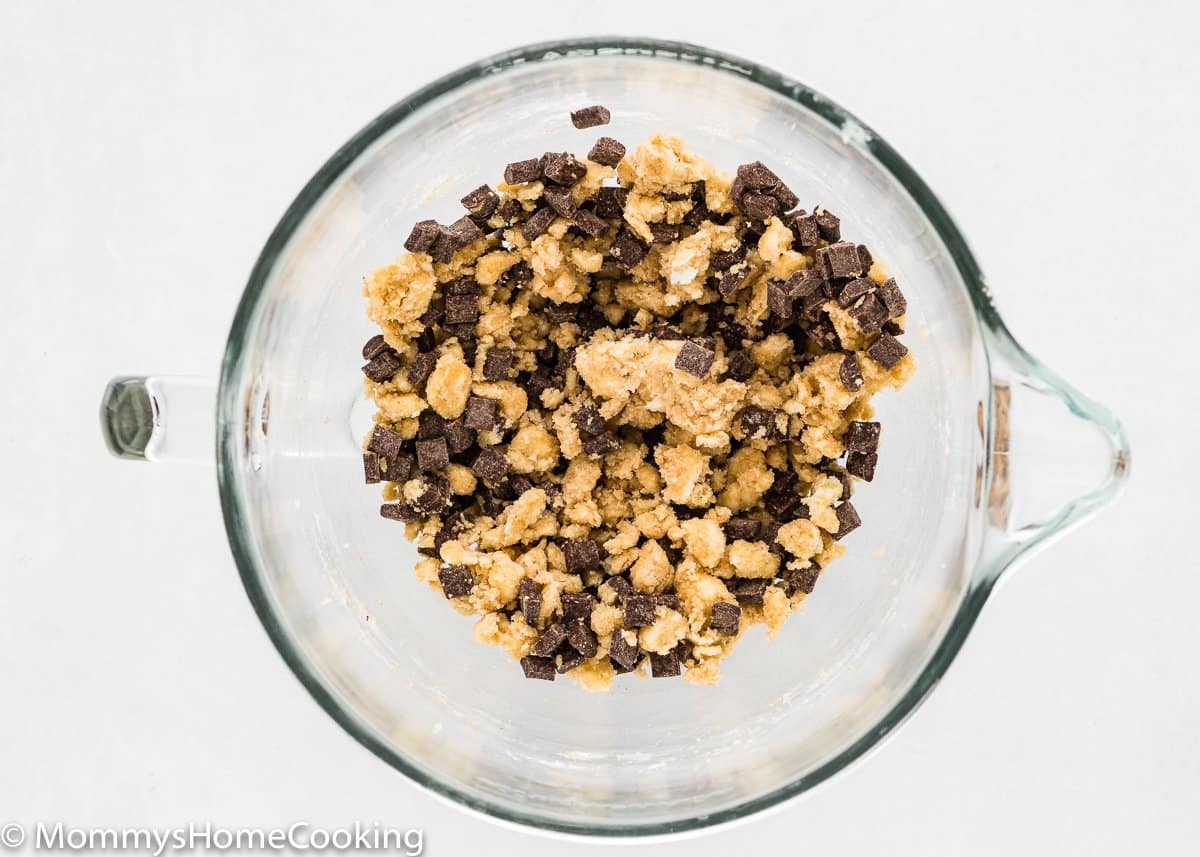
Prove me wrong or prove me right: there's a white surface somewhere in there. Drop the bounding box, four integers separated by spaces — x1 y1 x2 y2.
1 1 1197 854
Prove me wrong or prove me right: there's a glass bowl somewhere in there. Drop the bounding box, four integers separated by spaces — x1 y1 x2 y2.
100 38 1129 837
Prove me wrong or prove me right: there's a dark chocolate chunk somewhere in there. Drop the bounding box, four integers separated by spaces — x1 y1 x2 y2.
594 186 628 218
790 211 821 249
712 245 747 271
725 518 761 541
471 447 510 482
407 351 437 386
428 228 457 264
563 540 601 574
654 593 681 611
572 208 610 237
413 474 451 513
588 136 626 167
737 161 782 190
782 566 820 596
717 265 749 298
443 419 475 455
623 594 657 628
545 302 580 324
839 353 864 392
674 339 715 377
562 591 595 620
724 350 756 382
438 565 473 599
362 350 403 382
740 193 781 220
445 277 481 295
482 348 514 381
570 104 611 129
815 208 841 241
834 502 862 539
530 622 568 657
877 278 907 318
404 219 440 253
381 453 412 483
460 185 499 220
730 578 769 605
883 319 904 336
566 617 598 658
463 395 499 431
818 241 863 279
541 152 587 186
417 410 445 440
416 436 449 472
520 655 556 681
445 215 483 249
520 206 556 241
497 197 524 225
609 230 648 269
837 277 875 308
509 260 533 283
444 294 479 325
604 575 634 603
379 502 418 523
866 332 908 369
848 293 888 334
790 272 826 301
526 368 557 401
761 520 784 554
519 577 541 625
609 633 641 673
367 424 404 459
772 183 799 211
504 158 542 184
362 334 390 360
847 451 878 481
542 185 577 217
573 403 607 436
582 430 620 457
556 650 587 673
740 406 776 440
857 244 873 271
767 280 794 318
710 601 741 635
508 474 535 496
649 647 681 678
649 222 681 244
844 421 881 453
363 453 382 484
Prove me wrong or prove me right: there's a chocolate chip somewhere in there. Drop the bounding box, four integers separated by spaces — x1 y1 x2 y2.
717 265 749 298
594 186 628 218
530 622 568 657
504 158 541 184
609 630 640 672
413 474 451 513
649 222 681 244
847 451 878 481
556 650 586 673
541 152 587 186
482 348 514 381
848 293 888 334
834 502 862 539
508 474 535 497
674 339 715 378
407 351 436 386
857 244 873 271
563 540 601 574
815 208 841 241
782 566 820 596
725 350 756 382
710 601 740 635
381 454 412 483
767 280 794 318
649 647 682 678
519 577 541 625
818 242 863 279
444 294 478 325
438 565 473 598
604 575 634 603
740 193 781 220
712 245 746 271
572 208 610 237
837 277 875 308
428 228 457 263
471 447 510 482
446 215 483 249
362 334 390 360
463 396 499 431
379 502 418 523
362 350 403 382
588 136 625 167
883 319 904 336
460 185 499 220
542 185 576 217
844 421 881 453
736 161 782 190
609 230 648 269
582 430 620 457
790 212 821 249
730 578 769 605
740 406 776 440
404 219 440 253
526 368 557 401
839 353 864 392
443 419 475 456
445 277 481 295
497 197 525 225
623 594 657 628
573 403 606 436
654 593 681 611
725 518 760 540
773 183 799 211
520 655 556 681
367 425 404 459
546 303 581 325
416 436 449 472
509 260 533 283
562 591 595 620
363 453 382 484
570 104 611 129
566 617 598 657
867 332 908 370
877 277 907 318
417 410 445 439
761 520 784 554
520 206 556 241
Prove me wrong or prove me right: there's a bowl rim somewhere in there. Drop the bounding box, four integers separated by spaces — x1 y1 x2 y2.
217 36 1004 838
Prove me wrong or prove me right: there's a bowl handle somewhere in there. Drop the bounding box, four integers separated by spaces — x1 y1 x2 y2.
980 325 1130 577
100 376 216 464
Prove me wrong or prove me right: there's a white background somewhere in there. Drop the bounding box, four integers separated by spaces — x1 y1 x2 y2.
2 1 1197 854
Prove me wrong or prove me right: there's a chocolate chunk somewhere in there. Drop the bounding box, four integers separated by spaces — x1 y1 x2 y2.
582 430 620 457
848 293 888 334
416 436 449 472
445 277 481 295
563 539 601 574
443 419 475 455
740 193 780 220
712 245 746 271
520 655 556 681
710 601 741 635
428 228 457 264
509 260 533 283
556 650 587 674
546 302 580 324
877 277 907 318
362 334 390 360
674 339 715 377
407 351 436 386
566 617 599 657
460 185 499 220
604 575 634 603
530 622 568 657
790 212 821 249
808 319 841 352
649 222 681 244
844 421 881 453
883 319 904 336
608 631 641 672
445 215 483 249
594 186 628 218
526 368 557 401
438 565 473 599
717 266 749 298
847 451 878 481
761 520 784 554
767 280 794 318
570 104 611 128
857 244 873 271
866 332 908 369
362 350 402 382
588 136 625 167
381 454 412 483
724 350 756 382
541 152 587 186
519 577 541 625
730 578 769 605
654 593 682 611
508 474 535 496
417 410 445 439
839 353 864 392
623 594 657 628
837 277 875 308
573 403 607 436
572 208 610 237
463 395 499 430
834 501 862 539
542 185 576 217
609 230 648 269
772 183 800 211
764 479 804 521
471 447 510 482
504 158 541 184
497 197 524 225
740 406 776 440
482 348 514 381
363 453 382 484
818 241 864 279
404 219 440 253
815 208 841 241
367 424 404 459
379 502 418 523
724 518 761 540
413 474 451 513
444 294 479 325
520 206 556 241
737 161 782 190
782 566 820 596
649 647 682 678
562 591 595 620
